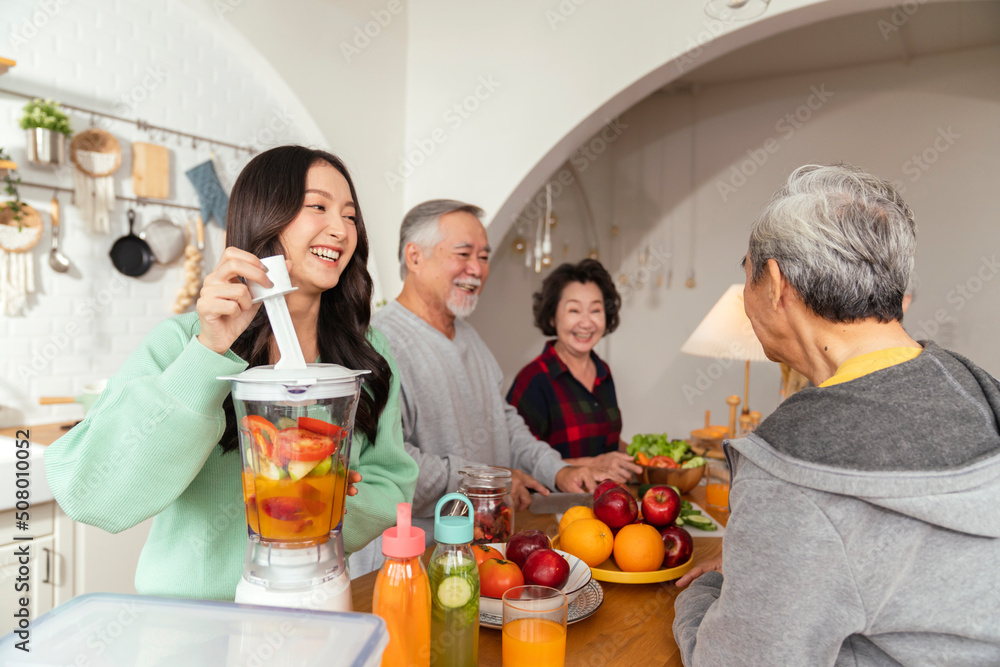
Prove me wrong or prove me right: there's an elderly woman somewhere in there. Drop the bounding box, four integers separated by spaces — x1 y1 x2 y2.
506 259 642 483
673 164 1000 665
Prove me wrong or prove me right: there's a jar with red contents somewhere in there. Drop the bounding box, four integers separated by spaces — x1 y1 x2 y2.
457 465 514 545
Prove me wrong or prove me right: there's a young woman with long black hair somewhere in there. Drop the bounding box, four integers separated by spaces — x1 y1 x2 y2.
46 146 418 599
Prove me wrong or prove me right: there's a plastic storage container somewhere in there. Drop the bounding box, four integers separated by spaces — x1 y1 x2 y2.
0 593 387 667
458 465 514 544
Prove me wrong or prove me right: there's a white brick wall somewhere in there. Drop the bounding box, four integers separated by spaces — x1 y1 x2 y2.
0 0 321 427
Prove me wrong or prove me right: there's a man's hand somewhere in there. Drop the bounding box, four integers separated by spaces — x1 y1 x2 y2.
554 465 597 494
675 554 721 588
510 468 549 510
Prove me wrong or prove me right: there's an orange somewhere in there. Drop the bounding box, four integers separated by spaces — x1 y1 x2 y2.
612 524 666 573
558 505 597 534
560 518 614 567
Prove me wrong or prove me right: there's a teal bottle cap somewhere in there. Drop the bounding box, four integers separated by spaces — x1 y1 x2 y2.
434 493 474 545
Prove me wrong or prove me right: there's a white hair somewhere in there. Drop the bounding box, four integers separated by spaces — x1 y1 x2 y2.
397 199 484 280
747 163 916 323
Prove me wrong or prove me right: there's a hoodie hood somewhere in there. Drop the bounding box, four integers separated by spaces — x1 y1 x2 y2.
729 342 1000 538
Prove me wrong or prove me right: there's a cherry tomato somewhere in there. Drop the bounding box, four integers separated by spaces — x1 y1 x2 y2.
472 544 504 568
276 428 337 462
479 559 525 599
649 455 680 469
297 416 344 439
241 415 277 459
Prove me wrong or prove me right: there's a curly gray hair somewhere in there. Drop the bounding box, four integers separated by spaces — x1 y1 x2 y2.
746 164 916 323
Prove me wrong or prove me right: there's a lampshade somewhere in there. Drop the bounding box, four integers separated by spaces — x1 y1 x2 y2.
681 284 768 362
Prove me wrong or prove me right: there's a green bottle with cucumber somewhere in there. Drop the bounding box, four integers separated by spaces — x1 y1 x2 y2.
428 493 479 667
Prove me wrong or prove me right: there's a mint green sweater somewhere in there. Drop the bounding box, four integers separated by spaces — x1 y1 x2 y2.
45 312 418 600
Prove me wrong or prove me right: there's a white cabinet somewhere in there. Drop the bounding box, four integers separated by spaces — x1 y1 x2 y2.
0 502 71 622
74 519 152 596
0 535 55 620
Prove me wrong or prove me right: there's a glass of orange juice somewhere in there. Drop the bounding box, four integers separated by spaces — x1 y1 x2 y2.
705 457 731 511
502 585 567 667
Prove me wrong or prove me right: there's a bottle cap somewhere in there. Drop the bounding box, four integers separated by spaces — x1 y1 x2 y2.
382 503 425 559
434 493 474 545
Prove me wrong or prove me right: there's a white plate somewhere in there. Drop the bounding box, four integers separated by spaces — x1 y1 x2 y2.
478 544 592 618
480 579 604 629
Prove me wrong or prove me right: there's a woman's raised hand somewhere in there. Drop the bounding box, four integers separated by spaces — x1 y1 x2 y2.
196 247 272 355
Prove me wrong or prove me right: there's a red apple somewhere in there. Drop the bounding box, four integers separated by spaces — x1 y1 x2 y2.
522 548 570 589
593 479 620 501
660 525 694 569
641 485 681 528
593 487 638 529
505 529 551 569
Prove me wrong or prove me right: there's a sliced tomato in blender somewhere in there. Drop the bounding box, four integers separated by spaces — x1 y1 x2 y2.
276 427 337 462
298 480 328 515
297 416 343 439
260 496 308 521
241 415 278 459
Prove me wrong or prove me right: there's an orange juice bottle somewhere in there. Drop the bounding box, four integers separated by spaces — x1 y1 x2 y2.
373 503 431 667
502 618 566 667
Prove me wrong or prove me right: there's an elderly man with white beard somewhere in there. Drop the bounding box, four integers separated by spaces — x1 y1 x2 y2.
373 199 596 545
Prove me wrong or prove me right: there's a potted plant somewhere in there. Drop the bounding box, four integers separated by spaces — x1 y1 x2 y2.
20 98 73 166
0 147 24 229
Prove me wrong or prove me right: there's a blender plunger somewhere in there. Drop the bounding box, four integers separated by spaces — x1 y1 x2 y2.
219 255 368 612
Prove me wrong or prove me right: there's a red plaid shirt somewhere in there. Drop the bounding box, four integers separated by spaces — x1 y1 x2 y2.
506 341 622 459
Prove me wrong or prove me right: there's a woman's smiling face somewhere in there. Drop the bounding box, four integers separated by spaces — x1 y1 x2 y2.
553 280 606 357
279 161 358 296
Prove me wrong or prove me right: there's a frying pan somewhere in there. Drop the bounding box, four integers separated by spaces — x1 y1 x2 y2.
110 209 155 277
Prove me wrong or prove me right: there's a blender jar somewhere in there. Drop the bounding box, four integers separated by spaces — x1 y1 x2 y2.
223 364 369 548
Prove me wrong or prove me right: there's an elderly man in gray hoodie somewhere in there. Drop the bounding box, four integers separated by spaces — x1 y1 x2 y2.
673 164 1000 665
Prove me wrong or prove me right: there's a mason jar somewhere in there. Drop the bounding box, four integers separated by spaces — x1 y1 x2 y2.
458 465 514 544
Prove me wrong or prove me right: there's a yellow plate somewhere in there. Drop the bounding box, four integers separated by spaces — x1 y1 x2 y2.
589 555 693 584
552 536 694 584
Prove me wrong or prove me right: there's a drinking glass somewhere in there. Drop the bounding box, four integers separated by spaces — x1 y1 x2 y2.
705 457 731 511
502 585 567 667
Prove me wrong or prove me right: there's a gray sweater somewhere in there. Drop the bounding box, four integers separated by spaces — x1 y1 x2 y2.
674 342 1000 666
373 301 567 532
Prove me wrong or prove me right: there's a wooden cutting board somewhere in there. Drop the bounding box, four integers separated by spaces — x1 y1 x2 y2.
132 142 170 199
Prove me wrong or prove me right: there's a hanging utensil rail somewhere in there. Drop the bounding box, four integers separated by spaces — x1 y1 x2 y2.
0 87 255 155
16 180 201 213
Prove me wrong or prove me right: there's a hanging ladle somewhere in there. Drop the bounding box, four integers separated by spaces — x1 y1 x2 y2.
48 193 70 273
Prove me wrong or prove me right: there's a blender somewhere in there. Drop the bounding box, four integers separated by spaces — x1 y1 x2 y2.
220 255 367 612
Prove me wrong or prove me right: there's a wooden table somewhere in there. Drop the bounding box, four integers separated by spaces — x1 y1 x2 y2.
351 486 726 667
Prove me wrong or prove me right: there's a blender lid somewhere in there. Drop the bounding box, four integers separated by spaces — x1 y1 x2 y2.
218 363 370 387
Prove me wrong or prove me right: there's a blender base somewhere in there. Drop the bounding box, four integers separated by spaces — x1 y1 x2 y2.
235 570 353 612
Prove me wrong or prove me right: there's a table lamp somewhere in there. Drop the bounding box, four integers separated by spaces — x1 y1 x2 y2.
681 284 769 434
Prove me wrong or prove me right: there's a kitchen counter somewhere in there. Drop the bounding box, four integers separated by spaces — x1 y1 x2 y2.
351 485 727 667
0 421 74 446
0 426 58 512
